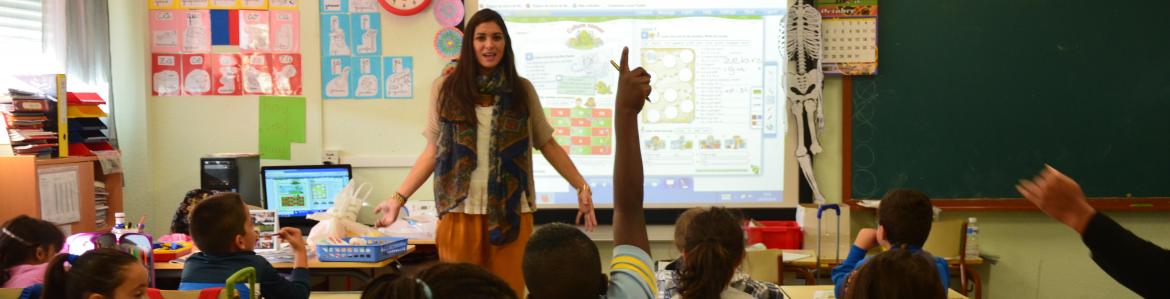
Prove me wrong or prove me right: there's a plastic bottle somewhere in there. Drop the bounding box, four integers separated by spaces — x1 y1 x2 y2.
113 212 126 236
965 217 980 259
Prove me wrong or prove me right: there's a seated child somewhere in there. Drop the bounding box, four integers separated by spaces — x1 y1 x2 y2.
181 192 310 299
361 262 517 299
0 215 65 288
42 248 151 299
523 47 656 299
160 188 216 243
831 189 950 297
844 247 947 299
658 207 780 299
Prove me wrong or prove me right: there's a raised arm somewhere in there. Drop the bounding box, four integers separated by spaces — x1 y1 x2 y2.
612 47 652 253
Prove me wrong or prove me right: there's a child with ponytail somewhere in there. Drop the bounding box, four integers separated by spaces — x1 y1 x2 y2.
674 207 754 299
42 248 151 299
0 215 65 288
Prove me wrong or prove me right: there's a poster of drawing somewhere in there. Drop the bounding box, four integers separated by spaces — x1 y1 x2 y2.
182 54 212 96
150 10 184 53
319 0 348 12
350 0 378 12
181 10 212 53
180 0 209 9
210 54 242 96
241 0 268 10
350 56 381 99
269 0 298 9
242 54 274 95
350 13 381 56
210 0 241 9
320 14 352 56
323 56 351 99
383 56 412 99
149 0 180 10
152 54 182 96
272 54 302 95
269 10 299 53
239 10 270 52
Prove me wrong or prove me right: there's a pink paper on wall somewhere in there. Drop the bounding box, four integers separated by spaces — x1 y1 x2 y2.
152 54 182 96
150 10 184 53
239 10 271 53
181 54 213 96
268 10 299 53
210 54 242 96
242 53 274 95
271 54 302 95
181 10 212 53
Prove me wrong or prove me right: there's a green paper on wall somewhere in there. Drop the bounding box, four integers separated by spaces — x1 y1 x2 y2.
259 96 306 160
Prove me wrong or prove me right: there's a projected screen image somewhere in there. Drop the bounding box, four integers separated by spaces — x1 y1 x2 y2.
263 168 350 217
480 0 788 208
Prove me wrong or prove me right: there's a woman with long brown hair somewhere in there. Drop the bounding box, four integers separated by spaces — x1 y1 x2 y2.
374 9 596 295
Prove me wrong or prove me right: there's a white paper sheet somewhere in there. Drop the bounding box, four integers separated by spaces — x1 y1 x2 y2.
38 165 81 224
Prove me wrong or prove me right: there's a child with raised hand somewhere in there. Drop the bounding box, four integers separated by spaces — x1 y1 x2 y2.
42 248 151 299
522 46 655 299
0 215 65 289
181 192 310 299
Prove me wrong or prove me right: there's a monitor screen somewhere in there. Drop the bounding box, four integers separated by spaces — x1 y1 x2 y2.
480 0 788 208
261 165 352 217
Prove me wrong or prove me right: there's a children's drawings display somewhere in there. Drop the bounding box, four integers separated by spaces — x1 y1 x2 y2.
434 27 463 60
433 0 464 27
149 2 301 96
351 13 382 56
384 56 413 99
351 56 383 99
323 57 352 98
320 0 396 100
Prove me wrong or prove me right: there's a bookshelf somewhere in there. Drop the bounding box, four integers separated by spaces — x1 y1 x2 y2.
0 156 122 233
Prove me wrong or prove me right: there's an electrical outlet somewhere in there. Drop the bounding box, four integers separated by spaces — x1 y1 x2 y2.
323 150 341 164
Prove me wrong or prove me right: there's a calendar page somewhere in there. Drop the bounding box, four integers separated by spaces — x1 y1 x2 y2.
818 0 878 75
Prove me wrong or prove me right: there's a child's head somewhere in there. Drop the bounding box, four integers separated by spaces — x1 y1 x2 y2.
171 188 215 235
877 189 934 248
362 262 517 299
523 223 604 299
0 215 65 283
43 248 150 299
189 192 257 254
677 207 745 299
672 207 706 253
844 247 946 299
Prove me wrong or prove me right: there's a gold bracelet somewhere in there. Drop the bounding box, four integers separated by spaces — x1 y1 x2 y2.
577 183 591 196
393 192 409 206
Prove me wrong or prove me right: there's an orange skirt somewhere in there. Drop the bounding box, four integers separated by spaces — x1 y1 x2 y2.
435 212 533 296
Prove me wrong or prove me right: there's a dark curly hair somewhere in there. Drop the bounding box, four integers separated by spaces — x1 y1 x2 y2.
170 188 215 235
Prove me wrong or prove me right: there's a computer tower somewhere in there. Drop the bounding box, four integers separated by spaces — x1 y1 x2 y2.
200 154 261 207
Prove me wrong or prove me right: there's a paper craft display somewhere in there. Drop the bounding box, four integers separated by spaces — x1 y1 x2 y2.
433 27 463 60
242 54 274 95
384 56 413 99
210 10 239 45
181 10 211 53
269 0 298 9
241 0 269 10
272 54 302 95
323 57 351 99
210 0 241 9
150 10 184 53
239 10 271 52
152 54 182 96
149 0 180 9
210 54 243 95
351 0 380 12
320 14 352 56
320 0 348 12
180 0 210 9
818 0 878 75
269 10 300 53
350 56 382 99
350 13 381 56
181 54 213 96
433 0 464 27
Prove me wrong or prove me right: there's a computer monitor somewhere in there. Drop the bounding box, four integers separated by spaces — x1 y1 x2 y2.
260 165 352 218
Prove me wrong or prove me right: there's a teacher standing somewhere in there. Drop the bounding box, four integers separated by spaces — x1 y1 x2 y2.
374 9 597 295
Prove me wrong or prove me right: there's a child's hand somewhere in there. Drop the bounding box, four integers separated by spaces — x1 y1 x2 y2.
1016 165 1096 234
279 227 306 252
616 47 651 116
853 228 878 250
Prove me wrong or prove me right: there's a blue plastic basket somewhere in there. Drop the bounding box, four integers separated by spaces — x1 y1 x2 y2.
316 237 408 262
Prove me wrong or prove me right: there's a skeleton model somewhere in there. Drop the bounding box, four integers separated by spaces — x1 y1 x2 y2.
787 0 826 202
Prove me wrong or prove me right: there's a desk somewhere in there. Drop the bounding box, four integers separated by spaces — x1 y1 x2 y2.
155 245 415 285
780 250 984 299
311 291 362 299
782 249 985 268
408 239 435 245
779 285 968 299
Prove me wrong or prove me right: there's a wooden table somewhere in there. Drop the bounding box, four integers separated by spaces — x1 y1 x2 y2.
407 239 435 245
780 285 969 299
310 291 362 298
155 245 415 285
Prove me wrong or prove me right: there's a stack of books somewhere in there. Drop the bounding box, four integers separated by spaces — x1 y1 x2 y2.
3 89 58 157
95 181 109 229
65 92 113 155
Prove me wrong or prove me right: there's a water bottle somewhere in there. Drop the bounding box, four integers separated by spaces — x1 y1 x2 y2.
113 212 126 236
965 217 980 259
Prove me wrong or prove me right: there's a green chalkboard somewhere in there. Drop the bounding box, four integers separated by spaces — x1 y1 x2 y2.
850 0 1170 200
